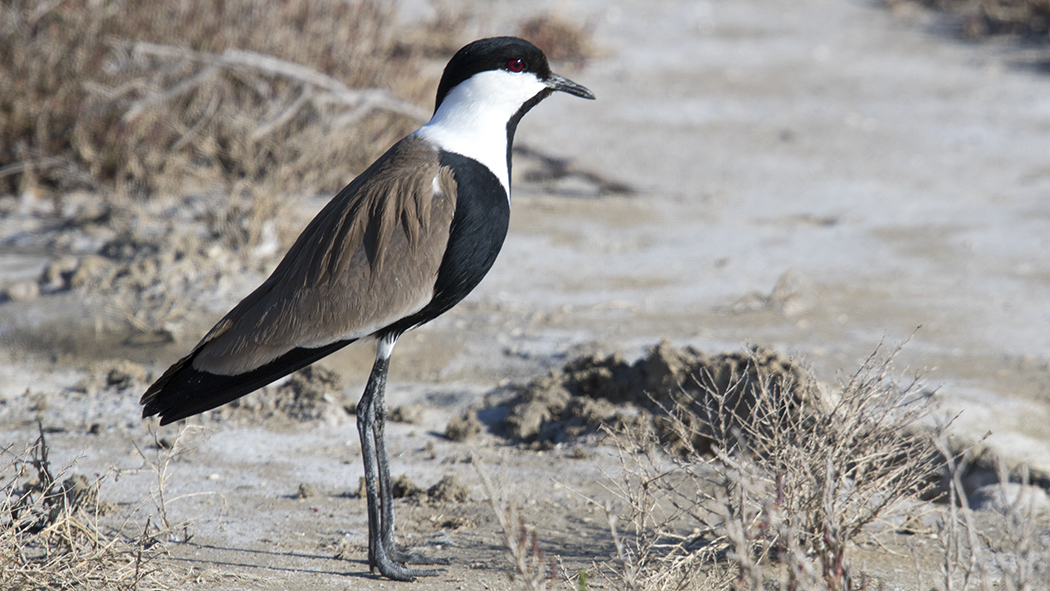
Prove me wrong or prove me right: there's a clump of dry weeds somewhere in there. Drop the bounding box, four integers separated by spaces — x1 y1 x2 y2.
0 422 211 590
472 341 1050 589
477 343 946 589
889 0 1050 39
931 442 1050 591
1 0 439 199
1 425 164 590
518 13 598 63
595 344 943 589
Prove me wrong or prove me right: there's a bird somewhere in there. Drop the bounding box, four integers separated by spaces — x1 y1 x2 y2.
140 36 594 581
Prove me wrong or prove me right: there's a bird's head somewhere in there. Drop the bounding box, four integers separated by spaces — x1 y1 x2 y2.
433 36 595 121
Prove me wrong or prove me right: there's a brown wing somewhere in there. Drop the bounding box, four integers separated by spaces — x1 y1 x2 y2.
190 135 458 375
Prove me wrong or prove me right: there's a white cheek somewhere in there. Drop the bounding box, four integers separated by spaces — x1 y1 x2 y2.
457 69 549 112
413 70 548 195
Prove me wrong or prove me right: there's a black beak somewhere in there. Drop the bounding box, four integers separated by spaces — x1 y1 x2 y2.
547 73 596 100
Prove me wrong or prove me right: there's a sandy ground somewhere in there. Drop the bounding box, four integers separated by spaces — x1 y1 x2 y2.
3 0 1050 588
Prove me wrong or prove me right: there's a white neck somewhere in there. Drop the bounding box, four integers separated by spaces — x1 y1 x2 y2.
413 69 548 197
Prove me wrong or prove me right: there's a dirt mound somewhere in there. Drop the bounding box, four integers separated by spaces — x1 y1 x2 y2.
495 340 818 453
217 365 351 426
445 410 483 442
354 474 470 504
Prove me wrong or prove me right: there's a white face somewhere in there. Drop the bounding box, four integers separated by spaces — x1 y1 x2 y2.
413 69 549 196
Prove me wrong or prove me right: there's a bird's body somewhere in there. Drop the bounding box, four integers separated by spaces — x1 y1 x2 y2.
141 134 508 422
141 37 593 581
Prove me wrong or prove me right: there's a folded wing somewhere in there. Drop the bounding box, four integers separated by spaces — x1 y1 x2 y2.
141 137 457 424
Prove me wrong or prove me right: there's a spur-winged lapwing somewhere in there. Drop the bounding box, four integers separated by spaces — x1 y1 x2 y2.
140 36 593 581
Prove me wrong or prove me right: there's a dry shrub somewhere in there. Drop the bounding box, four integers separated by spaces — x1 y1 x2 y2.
1 0 438 198
933 443 1050 591
518 13 597 63
891 0 1050 38
0 426 165 590
0 424 208 589
599 344 943 590
474 457 566 591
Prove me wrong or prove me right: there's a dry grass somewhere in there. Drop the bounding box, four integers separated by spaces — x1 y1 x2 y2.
518 13 598 63
479 343 952 590
474 456 566 590
589 343 945 589
932 443 1050 590
0 423 204 590
889 0 1050 38
1 425 158 590
1 0 447 201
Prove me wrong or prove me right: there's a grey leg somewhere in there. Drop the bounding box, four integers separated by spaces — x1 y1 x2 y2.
355 336 442 581
375 385 450 568
356 353 385 574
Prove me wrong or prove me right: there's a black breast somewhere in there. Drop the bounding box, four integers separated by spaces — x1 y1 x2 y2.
385 150 510 336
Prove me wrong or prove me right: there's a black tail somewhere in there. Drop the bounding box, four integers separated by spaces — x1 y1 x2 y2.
141 339 355 425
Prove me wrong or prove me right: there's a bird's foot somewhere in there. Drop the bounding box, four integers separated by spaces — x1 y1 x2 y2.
389 546 452 566
371 543 447 581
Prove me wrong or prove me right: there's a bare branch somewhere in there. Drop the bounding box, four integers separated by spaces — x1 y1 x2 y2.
121 41 430 123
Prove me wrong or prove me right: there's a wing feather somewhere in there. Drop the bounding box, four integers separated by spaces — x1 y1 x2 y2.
187 136 458 375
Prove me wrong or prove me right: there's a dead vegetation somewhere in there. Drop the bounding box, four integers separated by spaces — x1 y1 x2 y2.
888 0 1050 39
0 418 221 590
490 340 813 454
582 344 941 589
476 343 984 589
475 341 1050 590
0 0 439 199
0 425 168 590
0 0 601 203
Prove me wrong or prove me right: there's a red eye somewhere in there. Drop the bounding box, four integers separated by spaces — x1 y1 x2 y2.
506 58 525 72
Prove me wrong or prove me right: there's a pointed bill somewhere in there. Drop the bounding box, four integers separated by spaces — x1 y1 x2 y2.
547 73 595 100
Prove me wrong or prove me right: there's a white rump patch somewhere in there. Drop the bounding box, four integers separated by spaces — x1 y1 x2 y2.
413 69 548 197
